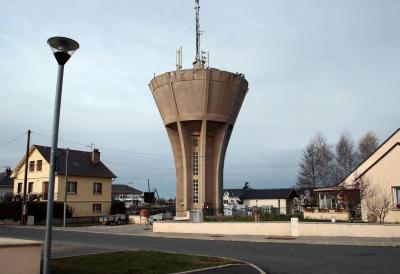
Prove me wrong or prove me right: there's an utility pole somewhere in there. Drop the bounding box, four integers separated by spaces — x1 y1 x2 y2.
147 178 150 193
21 129 31 225
63 148 69 227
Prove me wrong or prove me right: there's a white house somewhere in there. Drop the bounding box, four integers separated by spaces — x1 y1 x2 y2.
223 188 298 215
112 184 143 207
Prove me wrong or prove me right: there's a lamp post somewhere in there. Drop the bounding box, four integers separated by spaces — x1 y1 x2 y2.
43 36 79 274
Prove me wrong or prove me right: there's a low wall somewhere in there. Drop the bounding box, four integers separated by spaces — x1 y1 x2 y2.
128 215 147 224
0 238 42 274
300 222 400 237
304 211 349 221
153 220 400 238
153 221 291 236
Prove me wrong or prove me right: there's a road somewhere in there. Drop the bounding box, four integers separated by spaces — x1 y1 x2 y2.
1 226 399 274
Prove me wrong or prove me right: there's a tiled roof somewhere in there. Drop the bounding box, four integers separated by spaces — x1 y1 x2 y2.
225 188 297 200
223 189 243 197
241 188 297 199
34 145 116 178
112 184 142 194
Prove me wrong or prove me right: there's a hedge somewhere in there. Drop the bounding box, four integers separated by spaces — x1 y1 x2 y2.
0 201 72 222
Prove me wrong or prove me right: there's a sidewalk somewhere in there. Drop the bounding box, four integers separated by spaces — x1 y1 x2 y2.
42 224 400 247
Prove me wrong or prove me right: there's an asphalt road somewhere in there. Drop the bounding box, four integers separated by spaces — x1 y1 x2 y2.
1 226 399 274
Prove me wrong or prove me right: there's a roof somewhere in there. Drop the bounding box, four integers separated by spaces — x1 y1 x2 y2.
0 172 13 187
224 188 297 200
339 128 400 186
112 184 142 194
32 145 116 178
223 189 243 197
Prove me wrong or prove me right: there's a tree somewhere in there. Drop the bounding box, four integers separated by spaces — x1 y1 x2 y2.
297 134 335 188
336 133 357 181
242 181 251 190
314 134 335 187
340 173 373 220
357 132 379 163
297 140 318 188
366 185 392 223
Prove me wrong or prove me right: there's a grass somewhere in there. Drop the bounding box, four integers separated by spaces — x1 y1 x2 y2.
50 250 238 274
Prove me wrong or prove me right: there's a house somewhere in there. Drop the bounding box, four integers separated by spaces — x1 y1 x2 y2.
293 188 317 212
0 167 13 197
313 128 400 222
11 145 116 217
222 189 242 205
223 188 298 215
339 128 400 222
112 184 143 207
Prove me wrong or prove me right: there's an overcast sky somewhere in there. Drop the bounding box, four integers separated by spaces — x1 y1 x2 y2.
0 0 399 198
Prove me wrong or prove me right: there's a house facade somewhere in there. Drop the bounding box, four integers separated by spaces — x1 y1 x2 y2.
12 145 116 217
339 128 400 222
112 184 143 207
311 128 400 222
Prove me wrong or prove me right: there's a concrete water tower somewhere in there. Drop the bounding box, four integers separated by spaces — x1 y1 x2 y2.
149 0 248 217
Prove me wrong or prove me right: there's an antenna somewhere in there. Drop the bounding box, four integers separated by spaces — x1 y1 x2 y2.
193 0 204 68
176 46 182 70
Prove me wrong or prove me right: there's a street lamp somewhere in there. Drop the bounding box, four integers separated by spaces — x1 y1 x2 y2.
43 36 79 274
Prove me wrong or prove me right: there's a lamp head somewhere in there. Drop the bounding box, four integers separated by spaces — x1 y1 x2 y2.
47 36 79 65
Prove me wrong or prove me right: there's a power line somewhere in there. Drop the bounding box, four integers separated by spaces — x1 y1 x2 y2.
103 160 175 170
30 130 208 158
0 132 27 148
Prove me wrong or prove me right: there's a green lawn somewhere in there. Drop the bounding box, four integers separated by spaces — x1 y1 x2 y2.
51 250 238 274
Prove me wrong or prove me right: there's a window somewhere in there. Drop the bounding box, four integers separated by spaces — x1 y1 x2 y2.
29 161 35 172
93 183 102 195
67 182 77 194
93 203 102 213
42 181 49 200
193 179 199 203
193 139 198 147
36 160 42 171
193 152 199 176
394 187 400 208
17 183 23 193
28 182 34 193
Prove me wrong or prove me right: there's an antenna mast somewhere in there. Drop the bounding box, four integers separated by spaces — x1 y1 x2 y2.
193 0 203 68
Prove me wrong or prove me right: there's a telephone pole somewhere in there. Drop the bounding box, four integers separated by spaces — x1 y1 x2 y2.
21 129 31 225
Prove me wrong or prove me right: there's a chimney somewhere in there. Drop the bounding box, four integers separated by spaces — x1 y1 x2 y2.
91 149 100 164
5 167 12 177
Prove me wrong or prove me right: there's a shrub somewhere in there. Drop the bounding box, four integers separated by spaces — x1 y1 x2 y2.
0 201 73 222
111 200 126 215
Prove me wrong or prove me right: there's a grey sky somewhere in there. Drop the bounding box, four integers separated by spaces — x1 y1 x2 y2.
0 0 399 198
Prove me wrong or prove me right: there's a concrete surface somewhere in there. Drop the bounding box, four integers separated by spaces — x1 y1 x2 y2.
1 226 400 274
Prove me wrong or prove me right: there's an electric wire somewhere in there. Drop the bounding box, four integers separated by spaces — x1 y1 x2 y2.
0 132 27 148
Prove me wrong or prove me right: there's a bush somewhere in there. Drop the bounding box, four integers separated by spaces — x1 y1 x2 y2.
111 200 126 215
0 202 21 221
0 201 73 222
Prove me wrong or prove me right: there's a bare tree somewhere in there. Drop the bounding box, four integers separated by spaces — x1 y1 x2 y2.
314 134 335 187
358 132 379 163
341 173 373 220
366 185 392 223
336 133 357 180
297 134 335 188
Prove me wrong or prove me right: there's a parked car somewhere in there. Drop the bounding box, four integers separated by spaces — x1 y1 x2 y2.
149 212 173 224
99 214 127 225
